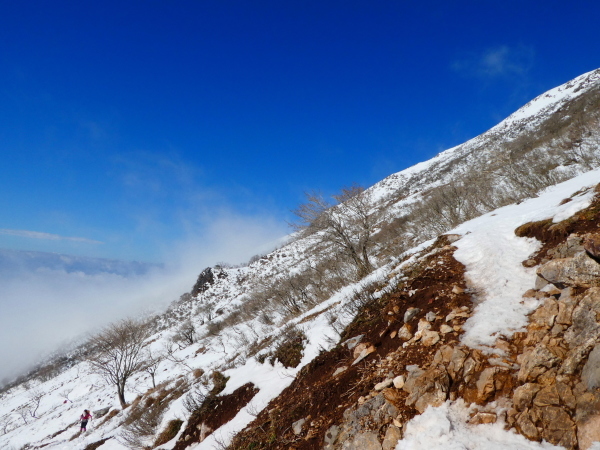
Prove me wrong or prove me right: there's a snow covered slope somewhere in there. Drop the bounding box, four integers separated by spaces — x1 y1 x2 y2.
2 69 600 450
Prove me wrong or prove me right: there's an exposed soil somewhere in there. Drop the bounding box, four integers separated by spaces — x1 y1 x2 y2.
515 187 600 264
174 382 259 450
227 235 473 449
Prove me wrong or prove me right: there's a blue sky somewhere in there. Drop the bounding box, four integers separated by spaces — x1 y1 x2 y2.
1 0 599 264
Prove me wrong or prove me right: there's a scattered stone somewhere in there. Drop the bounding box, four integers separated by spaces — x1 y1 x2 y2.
523 259 537 268
535 275 549 290
393 375 405 389
425 311 437 322
292 418 306 435
375 378 393 391
333 366 348 377
516 410 540 440
404 307 421 323
440 324 453 334
533 384 561 407
352 345 376 365
476 367 499 402
390 331 397 339
397 324 413 341
469 412 497 425
421 330 440 347
346 335 364 350
452 285 465 294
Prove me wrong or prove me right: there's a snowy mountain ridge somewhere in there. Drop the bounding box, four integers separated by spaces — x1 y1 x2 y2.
2 69 600 450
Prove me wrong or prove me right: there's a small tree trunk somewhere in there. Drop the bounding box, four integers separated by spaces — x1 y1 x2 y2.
117 386 127 409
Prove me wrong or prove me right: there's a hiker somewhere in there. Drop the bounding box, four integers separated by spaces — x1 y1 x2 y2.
80 409 92 432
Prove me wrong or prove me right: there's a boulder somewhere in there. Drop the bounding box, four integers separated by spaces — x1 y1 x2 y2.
537 252 600 288
539 406 577 449
515 410 540 440
513 383 541 411
529 298 558 328
343 432 382 450
577 415 600 450
421 330 440 347
403 366 449 413
583 233 600 259
382 425 402 450
517 345 561 382
581 344 600 390
476 367 499 402
564 288 600 348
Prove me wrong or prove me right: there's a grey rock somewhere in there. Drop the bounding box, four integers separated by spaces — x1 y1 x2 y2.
292 418 306 435
404 307 421 323
535 275 549 290
537 251 600 288
425 311 437 322
342 431 382 450
324 424 340 445
345 335 364 350
581 344 600 390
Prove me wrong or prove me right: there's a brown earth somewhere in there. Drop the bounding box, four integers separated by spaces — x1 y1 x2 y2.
227 235 472 449
174 382 259 450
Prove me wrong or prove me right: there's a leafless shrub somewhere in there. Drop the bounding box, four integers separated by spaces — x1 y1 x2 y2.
88 319 151 408
119 399 167 450
182 385 207 414
0 415 13 435
171 319 197 348
140 350 165 389
28 389 44 418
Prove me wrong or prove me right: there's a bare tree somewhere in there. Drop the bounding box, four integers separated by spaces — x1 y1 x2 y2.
16 404 29 424
88 319 151 409
292 185 379 278
28 389 44 418
141 350 165 389
0 415 13 435
171 319 196 348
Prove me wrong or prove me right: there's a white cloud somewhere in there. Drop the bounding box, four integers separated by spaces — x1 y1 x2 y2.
0 228 103 244
452 45 535 79
0 212 287 382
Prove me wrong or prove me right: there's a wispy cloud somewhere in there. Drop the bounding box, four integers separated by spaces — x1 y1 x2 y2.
452 45 535 79
0 228 103 244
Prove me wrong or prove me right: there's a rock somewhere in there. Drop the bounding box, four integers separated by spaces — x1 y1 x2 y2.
433 345 454 365
390 331 397 339
452 285 465 294
447 347 468 381
469 412 497 425
523 259 537 267
533 384 560 407
352 345 376 365
382 425 402 450
513 383 541 411
584 232 600 259
344 431 382 450
425 311 437 322
346 335 364 350
564 288 600 348
577 415 600 450
375 378 393 391
535 275 549 290
393 375 405 389
476 367 499 402
557 382 577 410
404 307 421 323
398 324 413 341
93 406 111 418
324 425 340 445
292 418 306 435
548 234 585 259
517 345 561 382
403 366 449 413
421 330 440 346
333 366 348 377
417 318 431 332
537 252 600 288
539 406 577 448
382 388 402 405
515 410 540 440
581 344 600 390
529 298 559 328
439 324 453 334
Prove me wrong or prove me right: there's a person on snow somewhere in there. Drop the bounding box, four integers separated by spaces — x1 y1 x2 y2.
80 409 92 432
